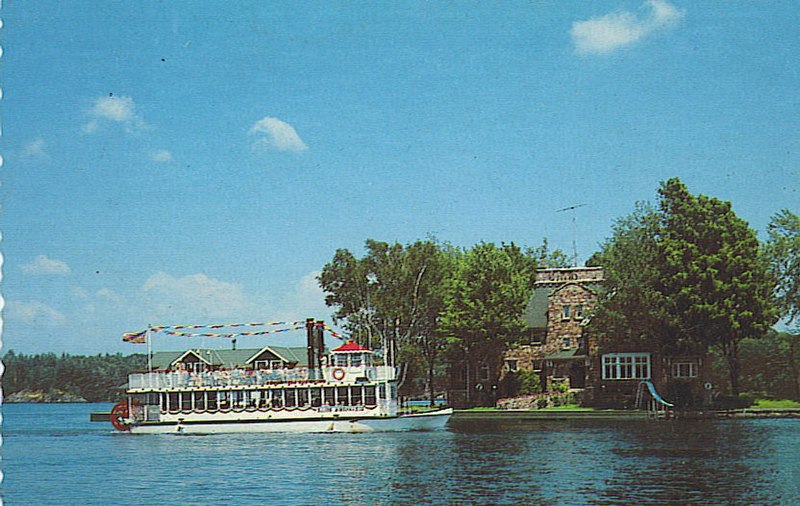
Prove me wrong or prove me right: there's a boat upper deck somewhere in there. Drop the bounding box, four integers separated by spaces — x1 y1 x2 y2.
128 365 396 391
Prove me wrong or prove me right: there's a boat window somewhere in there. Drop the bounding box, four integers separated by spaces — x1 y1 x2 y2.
194 391 206 411
337 386 349 405
310 388 322 407
334 354 348 367
285 389 297 408
168 392 179 413
350 354 362 368
297 388 308 407
232 390 244 408
364 386 376 405
351 386 363 405
218 390 231 409
272 389 284 408
323 387 335 406
207 392 218 411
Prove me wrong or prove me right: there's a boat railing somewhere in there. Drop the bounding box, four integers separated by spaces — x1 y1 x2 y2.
129 368 312 390
128 365 396 390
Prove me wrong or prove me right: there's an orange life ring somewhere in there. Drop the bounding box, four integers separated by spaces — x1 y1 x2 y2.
332 368 346 381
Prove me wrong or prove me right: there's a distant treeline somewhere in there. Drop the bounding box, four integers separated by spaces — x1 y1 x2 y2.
2 351 147 402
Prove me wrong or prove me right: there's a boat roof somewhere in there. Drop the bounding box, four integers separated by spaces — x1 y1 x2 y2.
151 346 309 370
331 340 371 353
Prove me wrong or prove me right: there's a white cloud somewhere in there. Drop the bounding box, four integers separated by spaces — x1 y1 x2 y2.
83 95 147 133
249 117 308 152
22 255 71 275
142 272 256 321
6 300 66 326
150 149 174 162
21 138 48 159
571 0 685 55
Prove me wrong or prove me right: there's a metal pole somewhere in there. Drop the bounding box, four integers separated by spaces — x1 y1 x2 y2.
147 326 153 372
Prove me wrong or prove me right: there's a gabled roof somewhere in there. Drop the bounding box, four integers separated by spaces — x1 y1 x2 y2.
150 346 308 370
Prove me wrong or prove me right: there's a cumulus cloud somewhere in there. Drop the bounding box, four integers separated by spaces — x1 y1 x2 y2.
150 149 174 162
142 272 255 320
21 138 48 159
83 95 147 133
571 0 685 55
22 255 71 275
6 300 66 326
249 117 308 152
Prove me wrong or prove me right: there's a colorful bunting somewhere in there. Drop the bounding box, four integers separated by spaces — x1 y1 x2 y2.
123 320 346 343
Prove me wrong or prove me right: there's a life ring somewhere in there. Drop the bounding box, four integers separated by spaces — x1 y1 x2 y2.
332 368 346 381
110 399 140 432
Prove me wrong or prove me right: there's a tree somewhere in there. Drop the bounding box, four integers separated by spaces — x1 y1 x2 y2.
765 210 800 399
766 209 800 324
318 239 451 402
439 242 537 405
658 178 779 394
589 178 779 395
588 202 681 348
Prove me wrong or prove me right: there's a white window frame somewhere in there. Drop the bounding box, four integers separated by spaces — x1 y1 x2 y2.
672 361 698 378
602 353 651 380
561 305 571 320
575 305 584 320
479 363 490 381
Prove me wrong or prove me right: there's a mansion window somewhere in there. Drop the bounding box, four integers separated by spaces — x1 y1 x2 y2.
575 305 585 320
505 359 518 372
479 364 490 381
562 305 571 320
562 337 572 349
672 361 698 378
602 353 651 380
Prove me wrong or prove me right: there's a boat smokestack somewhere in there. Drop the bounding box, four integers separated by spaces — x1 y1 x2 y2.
315 320 325 370
306 318 316 379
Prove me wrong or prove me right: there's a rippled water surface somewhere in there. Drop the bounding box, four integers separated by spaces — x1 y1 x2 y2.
2 403 798 505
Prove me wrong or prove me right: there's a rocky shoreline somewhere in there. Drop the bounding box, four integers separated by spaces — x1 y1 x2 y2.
4 389 88 403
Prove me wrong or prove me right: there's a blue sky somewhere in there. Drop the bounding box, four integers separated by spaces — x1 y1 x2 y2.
3 1 798 354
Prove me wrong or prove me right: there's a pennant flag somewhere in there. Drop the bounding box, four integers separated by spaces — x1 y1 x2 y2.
122 330 147 344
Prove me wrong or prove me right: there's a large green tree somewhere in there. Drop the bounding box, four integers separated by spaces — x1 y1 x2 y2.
658 178 779 394
590 179 779 395
439 242 537 404
318 239 451 401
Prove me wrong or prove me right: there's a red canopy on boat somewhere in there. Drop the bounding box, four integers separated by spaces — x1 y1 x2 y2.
332 340 370 352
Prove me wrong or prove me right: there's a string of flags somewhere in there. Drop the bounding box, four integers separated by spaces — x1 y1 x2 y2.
122 320 345 343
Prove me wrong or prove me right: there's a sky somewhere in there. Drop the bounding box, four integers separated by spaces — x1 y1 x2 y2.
2 1 798 355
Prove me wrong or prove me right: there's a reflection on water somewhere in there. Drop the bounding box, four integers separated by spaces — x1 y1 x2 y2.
2 404 798 505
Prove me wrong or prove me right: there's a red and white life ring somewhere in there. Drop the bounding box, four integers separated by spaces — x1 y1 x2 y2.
332 368 346 381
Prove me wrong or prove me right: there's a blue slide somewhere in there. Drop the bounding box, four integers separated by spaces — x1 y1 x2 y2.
643 380 674 407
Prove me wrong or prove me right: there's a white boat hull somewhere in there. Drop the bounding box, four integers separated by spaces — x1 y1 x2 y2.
129 408 453 434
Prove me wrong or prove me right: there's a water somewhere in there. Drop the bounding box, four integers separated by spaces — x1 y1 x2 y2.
2 404 798 505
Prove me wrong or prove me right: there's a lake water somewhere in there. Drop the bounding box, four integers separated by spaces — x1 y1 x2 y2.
2 403 798 505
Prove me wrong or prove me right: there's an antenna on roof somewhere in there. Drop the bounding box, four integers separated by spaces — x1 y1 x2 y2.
556 204 587 267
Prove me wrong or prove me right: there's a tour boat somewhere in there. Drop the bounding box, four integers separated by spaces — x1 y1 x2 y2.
110 319 452 434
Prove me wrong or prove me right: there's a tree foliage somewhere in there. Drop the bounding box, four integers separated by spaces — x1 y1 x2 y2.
658 178 779 393
318 239 451 401
765 209 800 325
2 351 147 402
440 242 538 377
590 178 779 394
